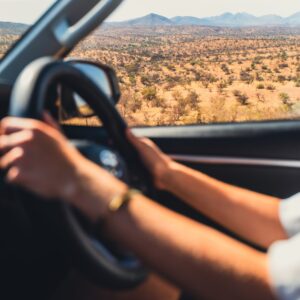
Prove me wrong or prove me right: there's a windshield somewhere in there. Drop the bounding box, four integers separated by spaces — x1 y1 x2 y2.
0 0 56 58
68 0 300 127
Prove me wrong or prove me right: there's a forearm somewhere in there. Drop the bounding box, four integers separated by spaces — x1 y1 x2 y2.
67 164 275 299
161 161 287 248
103 194 275 300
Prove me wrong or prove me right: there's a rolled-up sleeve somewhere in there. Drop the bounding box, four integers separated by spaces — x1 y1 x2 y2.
268 193 300 300
268 234 300 300
280 193 300 238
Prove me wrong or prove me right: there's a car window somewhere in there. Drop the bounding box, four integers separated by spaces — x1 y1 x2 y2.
0 0 57 59
67 0 300 127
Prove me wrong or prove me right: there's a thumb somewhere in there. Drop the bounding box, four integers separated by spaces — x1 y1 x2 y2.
126 129 146 152
126 129 142 148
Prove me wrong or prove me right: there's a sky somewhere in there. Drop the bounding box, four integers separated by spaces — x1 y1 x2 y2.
0 0 298 24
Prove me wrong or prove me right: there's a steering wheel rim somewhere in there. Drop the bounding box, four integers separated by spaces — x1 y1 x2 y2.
8 57 152 289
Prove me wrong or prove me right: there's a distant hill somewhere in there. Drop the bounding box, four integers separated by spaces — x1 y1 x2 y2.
0 21 29 34
285 12 300 26
108 12 300 27
117 13 173 27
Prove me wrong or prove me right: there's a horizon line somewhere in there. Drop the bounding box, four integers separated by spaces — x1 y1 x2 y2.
109 11 299 22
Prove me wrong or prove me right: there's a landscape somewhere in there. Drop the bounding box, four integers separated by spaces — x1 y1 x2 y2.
1 12 300 127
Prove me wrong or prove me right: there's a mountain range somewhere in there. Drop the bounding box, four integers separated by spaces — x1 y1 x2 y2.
108 12 300 27
0 21 28 34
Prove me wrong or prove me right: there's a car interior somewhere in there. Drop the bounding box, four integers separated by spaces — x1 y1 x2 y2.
0 0 300 299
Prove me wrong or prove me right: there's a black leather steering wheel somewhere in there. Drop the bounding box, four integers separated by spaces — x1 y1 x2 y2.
8 57 153 289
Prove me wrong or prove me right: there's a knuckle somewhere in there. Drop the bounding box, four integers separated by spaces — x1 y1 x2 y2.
31 126 43 139
25 130 35 141
143 138 154 147
14 146 25 159
140 137 150 144
6 167 21 183
1 117 11 129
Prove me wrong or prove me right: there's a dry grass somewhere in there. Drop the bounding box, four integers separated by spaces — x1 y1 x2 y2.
3 26 300 127
69 26 300 127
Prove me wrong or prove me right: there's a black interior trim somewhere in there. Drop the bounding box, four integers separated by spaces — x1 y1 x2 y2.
133 120 300 139
63 121 300 160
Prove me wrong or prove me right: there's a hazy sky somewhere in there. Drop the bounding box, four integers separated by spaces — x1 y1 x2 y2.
110 0 300 21
0 0 299 24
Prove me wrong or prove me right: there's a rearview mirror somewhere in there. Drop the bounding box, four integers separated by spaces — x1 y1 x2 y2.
60 60 120 120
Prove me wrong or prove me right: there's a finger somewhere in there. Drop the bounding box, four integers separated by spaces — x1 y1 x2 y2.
127 129 156 153
140 137 156 147
0 147 24 169
43 112 61 131
6 166 22 184
0 130 33 152
1 117 41 135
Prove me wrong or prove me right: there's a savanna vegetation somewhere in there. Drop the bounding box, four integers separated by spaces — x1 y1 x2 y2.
2 25 300 127
70 25 300 127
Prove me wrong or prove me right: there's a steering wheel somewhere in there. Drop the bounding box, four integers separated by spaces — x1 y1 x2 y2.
8 57 153 289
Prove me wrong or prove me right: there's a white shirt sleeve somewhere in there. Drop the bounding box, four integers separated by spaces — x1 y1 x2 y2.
267 194 300 300
280 193 300 238
268 234 300 300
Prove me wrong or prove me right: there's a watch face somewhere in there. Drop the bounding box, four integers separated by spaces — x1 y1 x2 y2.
99 149 124 179
100 150 119 169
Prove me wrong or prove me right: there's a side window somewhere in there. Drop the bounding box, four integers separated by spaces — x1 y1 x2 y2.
68 1 300 127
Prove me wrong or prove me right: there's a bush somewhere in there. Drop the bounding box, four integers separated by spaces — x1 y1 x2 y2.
126 63 139 74
233 90 249 105
279 93 291 106
142 87 157 101
277 75 286 83
256 72 264 81
141 75 151 86
227 76 235 86
221 63 230 75
129 75 136 85
267 84 276 91
185 91 199 109
240 70 254 84
280 51 288 61
257 84 265 90
253 56 263 64
279 63 289 69
218 80 228 91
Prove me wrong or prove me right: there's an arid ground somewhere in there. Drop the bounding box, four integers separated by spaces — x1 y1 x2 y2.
2 25 300 127
68 26 300 127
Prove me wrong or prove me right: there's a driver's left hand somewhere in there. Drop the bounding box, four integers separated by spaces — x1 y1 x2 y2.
0 114 128 222
0 115 84 200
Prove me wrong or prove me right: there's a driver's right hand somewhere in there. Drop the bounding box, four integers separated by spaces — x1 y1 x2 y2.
126 129 174 191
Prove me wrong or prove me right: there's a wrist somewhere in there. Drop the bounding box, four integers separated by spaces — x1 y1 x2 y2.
62 158 128 222
155 157 177 191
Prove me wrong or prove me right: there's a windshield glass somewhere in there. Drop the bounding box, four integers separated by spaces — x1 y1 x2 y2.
68 0 300 127
0 0 56 58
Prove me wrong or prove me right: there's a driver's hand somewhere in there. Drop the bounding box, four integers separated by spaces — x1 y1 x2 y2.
126 129 173 190
0 115 84 200
0 115 128 222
